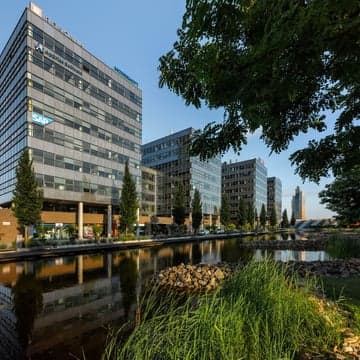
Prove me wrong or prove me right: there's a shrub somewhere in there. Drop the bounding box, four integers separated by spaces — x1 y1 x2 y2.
119 233 135 241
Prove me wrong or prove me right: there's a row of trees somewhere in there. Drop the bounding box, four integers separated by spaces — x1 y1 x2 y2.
220 194 296 230
12 150 139 242
12 150 206 240
172 183 203 233
11 148 359 242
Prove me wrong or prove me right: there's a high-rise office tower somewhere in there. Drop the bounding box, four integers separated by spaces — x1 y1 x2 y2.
291 186 306 220
142 128 221 221
222 158 268 222
0 3 142 238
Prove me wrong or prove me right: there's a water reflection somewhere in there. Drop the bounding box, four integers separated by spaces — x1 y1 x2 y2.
12 272 43 353
118 255 137 321
0 233 329 359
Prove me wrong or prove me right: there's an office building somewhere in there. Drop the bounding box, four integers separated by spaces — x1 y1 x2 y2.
141 128 221 223
292 186 306 220
267 177 282 222
140 166 157 216
0 3 142 238
222 158 268 222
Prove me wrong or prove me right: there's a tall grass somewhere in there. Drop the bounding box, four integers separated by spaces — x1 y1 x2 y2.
104 259 345 360
325 234 360 259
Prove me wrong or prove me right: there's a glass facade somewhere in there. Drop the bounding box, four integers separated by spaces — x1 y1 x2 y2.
267 177 282 222
0 5 142 210
0 13 28 205
142 128 221 217
222 158 268 221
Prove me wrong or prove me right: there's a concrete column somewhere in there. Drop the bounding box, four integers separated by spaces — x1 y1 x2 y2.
78 202 83 240
135 207 140 238
77 255 83 285
107 253 112 278
107 204 112 239
209 213 212 227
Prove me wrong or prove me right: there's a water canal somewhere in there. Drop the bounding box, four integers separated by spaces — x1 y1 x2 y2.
0 233 330 359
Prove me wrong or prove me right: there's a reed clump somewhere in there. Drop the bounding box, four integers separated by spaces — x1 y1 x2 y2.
104 259 346 360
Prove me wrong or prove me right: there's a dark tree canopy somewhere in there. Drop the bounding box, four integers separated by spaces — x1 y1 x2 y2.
173 182 186 226
270 207 277 227
191 188 203 233
290 211 296 226
238 197 247 227
12 149 43 242
220 193 230 226
319 166 360 225
260 203 267 228
282 209 289 228
12 273 43 349
119 161 138 234
159 0 360 182
247 202 255 228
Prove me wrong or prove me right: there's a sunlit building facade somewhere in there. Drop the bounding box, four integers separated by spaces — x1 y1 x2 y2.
0 3 142 238
267 177 282 222
141 128 221 221
222 158 268 222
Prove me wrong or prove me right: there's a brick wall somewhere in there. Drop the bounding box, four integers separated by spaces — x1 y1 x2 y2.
0 209 19 246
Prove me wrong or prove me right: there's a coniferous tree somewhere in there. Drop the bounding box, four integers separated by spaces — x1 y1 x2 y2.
212 205 219 228
260 204 267 229
282 209 289 228
238 198 247 229
270 207 277 228
119 161 138 234
191 189 202 233
247 202 255 229
172 182 186 226
290 211 296 226
12 149 43 243
220 193 230 227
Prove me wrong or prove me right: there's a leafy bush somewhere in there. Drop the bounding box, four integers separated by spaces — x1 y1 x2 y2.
119 233 135 241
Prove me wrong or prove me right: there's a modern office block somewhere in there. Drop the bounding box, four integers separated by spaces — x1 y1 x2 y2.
292 186 306 220
140 166 157 216
222 158 268 221
141 128 221 220
0 3 142 238
267 177 282 222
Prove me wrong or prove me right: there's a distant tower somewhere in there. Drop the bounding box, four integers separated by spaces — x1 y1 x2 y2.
291 186 306 220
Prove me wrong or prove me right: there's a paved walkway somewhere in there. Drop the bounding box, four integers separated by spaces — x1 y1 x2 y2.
0 230 296 263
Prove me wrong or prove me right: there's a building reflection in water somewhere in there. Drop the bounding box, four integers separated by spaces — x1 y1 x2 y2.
0 234 324 359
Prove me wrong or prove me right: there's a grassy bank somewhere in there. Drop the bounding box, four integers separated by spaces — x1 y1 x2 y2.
104 259 346 360
322 276 360 333
325 233 360 259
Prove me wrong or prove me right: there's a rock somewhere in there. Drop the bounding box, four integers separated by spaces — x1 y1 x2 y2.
214 269 225 280
157 263 233 292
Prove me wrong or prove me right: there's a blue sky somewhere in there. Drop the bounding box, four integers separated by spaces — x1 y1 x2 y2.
1 1 335 218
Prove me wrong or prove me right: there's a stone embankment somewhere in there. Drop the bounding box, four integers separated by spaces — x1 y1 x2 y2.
288 259 360 278
157 259 360 292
